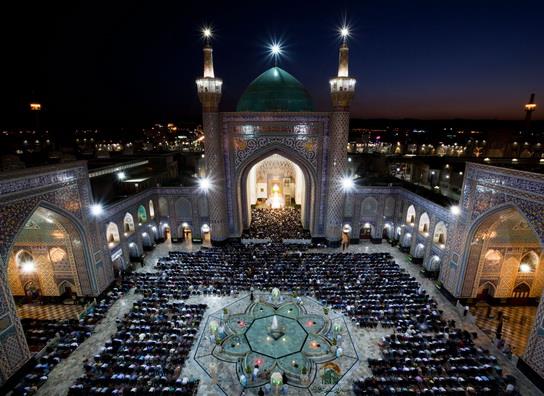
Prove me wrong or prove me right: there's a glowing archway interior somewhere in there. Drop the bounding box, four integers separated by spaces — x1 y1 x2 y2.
246 153 306 220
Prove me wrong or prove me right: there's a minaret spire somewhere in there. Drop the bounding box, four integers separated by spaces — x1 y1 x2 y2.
202 27 215 78
329 26 356 110
196 26 222 112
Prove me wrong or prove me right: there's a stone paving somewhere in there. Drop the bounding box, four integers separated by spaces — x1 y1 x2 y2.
34 239 543 396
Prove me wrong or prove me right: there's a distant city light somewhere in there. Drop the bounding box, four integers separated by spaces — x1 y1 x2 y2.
29 103 42 111
450 205 461 216
90 204 103 216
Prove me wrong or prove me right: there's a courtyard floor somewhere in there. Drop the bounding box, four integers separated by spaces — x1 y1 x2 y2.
33 239 543 396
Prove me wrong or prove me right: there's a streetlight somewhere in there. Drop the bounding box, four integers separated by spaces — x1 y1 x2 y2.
198 177 211 192
450 205 461 216
340 176 355 191
90 203 103 216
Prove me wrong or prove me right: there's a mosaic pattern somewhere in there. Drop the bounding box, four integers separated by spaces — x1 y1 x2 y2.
203 112 229 241
233 136 319 170
0 163 105 384
325 112 349 241
222 115 327 238
194 293 358 394
442 163 544 378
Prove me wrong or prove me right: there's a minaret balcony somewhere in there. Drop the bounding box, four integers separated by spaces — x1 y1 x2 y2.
329 77 356 93
196 77 223 94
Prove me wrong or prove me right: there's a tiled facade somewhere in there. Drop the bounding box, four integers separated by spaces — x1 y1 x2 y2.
438 163 544 379
0 163 109 382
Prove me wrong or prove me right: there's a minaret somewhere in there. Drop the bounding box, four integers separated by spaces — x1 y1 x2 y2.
325 30 357 246
195 29 229 244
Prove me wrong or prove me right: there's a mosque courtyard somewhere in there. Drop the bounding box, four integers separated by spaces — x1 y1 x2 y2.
22 226 540 396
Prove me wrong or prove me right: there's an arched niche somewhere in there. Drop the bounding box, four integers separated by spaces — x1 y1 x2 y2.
382 223 394 240
106 222 120 244
237 147 316 233
418 212 430 235
359 222 374 240
461 205 542 299
384 197 395 217
477 282 496 298
361 197 378 217
513 282 531 298
406 205 416 225
123 213 135 233
128 242 140 259
158 197 169 216
137 205 147 223
519 251 539 274
402 232 412 248
427 255 441 272
433 221 447 246
482 249 503 273
413 243 426 259
175 197 193 220
149 200 155 219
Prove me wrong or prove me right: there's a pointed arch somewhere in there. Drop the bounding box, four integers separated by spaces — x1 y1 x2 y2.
477 281 496 298
519 251 539 273
418 212 430 234
433 221 447 246
158 197 168 216
406 205 416 225
413 243 426 259
123 212 135 233
106 222 120 244
137 205 147 223
148 200 155 219
175 197 193 220
237 146 317 233
458 203 543 298
361 197 378 217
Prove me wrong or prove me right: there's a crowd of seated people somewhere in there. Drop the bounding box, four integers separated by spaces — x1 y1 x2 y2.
11 289 124 396
8 203 519 396
120 243 516 394
22 319 86 352
68 296 204 395
242 207 311 241
353 328 517 394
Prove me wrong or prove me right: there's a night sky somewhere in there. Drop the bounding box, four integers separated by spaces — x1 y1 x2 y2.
1 0 543 128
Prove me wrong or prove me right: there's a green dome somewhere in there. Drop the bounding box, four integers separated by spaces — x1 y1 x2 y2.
236 67 313 112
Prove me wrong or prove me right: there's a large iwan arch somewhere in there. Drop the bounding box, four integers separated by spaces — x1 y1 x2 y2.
236 145 319 235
